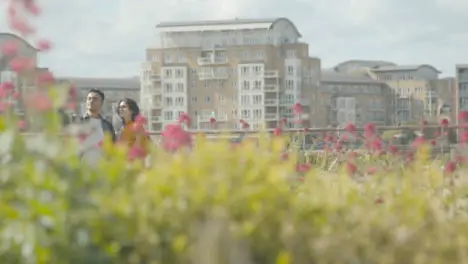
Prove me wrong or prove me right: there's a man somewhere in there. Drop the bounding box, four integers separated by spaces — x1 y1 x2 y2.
79 89 116 165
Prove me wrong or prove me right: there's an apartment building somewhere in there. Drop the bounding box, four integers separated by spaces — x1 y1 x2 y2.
140 18 320 132
333 60 444 124
0 33 51 117
456 65 468 121
58 77 140 125
317 69 394 128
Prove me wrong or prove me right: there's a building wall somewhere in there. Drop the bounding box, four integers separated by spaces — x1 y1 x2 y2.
456 65 468 121
316 81 392 127
142 20 320 132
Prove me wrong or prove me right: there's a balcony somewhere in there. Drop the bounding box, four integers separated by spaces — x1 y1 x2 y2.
264 99 279 106
197 56 228 66
151 116 162 122
264 113 278 120
198 70 228 80
151 74 161 82
279 100 294 105
264 84 278 92
264 70 279 78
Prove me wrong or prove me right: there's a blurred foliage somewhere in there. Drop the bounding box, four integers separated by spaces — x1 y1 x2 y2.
1 111 468 264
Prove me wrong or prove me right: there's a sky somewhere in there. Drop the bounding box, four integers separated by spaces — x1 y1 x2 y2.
1 0 467 78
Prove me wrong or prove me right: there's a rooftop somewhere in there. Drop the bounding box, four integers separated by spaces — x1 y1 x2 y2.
372 64 441 73
321 69 382 84
57 77 140 89
155 17 302 36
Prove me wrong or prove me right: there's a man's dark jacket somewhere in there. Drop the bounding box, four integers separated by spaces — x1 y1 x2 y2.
81 114 117 143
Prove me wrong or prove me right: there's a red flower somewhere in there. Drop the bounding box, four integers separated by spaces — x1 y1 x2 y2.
440 118 449 127
444 161 456 175
430 139 436 146
346 162 357 175
388 145 399 155
421 120 428 126
281 117 287 124
459 130 468 143
0 81 14 92
347 151 358 160
209 117 216 124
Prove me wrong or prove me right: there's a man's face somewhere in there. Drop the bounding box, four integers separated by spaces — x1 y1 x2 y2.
86 92 102 112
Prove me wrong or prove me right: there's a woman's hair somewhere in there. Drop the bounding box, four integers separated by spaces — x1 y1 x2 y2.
116 98 140 123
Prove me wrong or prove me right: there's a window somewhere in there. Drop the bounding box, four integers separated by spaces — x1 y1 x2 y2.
255 50 264 59
286 80 294 90
190 81 196 89
286 50 296 58
253 80 262 90
164 97 173 107
232 81 237 88
164 54 172 63
241 109 251 119
191 97 197 103
177 54 186 62
218 95 225 104
204 81 209 89
175 69 184 78
164 69 173 78
287 66 294 76
241 51 249 60
217 109 226 118
242 80 250 91
241 95 250 105
253 109 262 119
252 95 262 105
205 96 210 103
152 55 159 61
240 66 249 76
163 111 173 121
164 83 173 93
253 66 262 75
175 97 184 106
191 69 197 74
176 83 184 92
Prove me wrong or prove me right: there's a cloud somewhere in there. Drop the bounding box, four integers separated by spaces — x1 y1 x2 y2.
0 0 466 77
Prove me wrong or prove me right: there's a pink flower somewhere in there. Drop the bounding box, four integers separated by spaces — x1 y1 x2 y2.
458 111 468 124
363 123 376 137
459 130 468 143
24 1 41 15
367 167 377 175
369 139 383 152
296 164 311 173
421 120 428 126
11 91 20 99
9 57 33 72
128 146 146 161
280 117 287 124
0 82 14 92
177 112 191 126
292 103 303 115
25 93 53 112
38 72 54 85
36 39 51 51
1 41 18 56
161 123 192 152
347 151 357 160
17 120 26 130
8 18 35 36
209 117 216 124
344 123 356 134
273 127 282 136
411 136 425 149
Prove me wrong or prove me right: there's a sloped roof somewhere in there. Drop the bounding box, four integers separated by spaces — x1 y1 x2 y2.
372 64 441 73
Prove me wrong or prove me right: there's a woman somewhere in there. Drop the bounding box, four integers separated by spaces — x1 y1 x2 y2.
116 98 149 156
